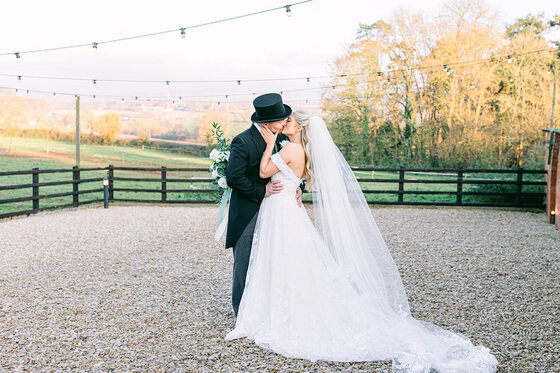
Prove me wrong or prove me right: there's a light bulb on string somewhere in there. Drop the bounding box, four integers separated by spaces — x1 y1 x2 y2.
18 75 21 81
26 90 29 94
285 5 292 17
237 80 241 85
15 52 20 59
166 81 170 86
92 42 98 49
306 77 310 82
507 55 512 63
93 79 96 84
180 28 186 39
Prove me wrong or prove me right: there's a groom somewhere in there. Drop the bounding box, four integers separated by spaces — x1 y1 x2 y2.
225 93 303 317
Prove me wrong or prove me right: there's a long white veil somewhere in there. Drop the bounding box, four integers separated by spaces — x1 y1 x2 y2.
307 116 410 316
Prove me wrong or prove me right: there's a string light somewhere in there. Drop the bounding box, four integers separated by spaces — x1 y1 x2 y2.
180 28 186 39
2 51 555 103
0 1 311 57
93 79 96 84
285 5 292 17
17 75 21 81
2 48 554 86
507 55 512 63
14 52 20 59
306 77 310 82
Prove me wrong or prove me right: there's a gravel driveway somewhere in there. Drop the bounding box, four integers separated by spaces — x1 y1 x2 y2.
0 205 558 372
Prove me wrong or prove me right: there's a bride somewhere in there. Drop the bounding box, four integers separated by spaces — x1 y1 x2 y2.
225 110 498 372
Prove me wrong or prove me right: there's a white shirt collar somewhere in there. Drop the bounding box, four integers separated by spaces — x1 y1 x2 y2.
253 122 263 134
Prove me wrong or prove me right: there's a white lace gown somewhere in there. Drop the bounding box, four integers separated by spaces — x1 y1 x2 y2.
225 153 498 373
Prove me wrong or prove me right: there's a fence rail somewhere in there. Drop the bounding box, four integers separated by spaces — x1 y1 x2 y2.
0 164 547 219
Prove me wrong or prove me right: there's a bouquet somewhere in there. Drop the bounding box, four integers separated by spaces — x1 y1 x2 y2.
208 122 231 192
208 122 232 241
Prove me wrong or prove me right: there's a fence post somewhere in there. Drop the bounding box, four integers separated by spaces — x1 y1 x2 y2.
108 164 114 201
398 167 405 203
515 168 524 206
456 168 463 205
162 166 167 202
72 166 80 206
32 167 39 211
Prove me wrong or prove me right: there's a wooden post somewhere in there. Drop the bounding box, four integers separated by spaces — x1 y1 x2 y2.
515 168 523 206
456 169 463 205
162 166 167 202
545 130 559 225
398 167 405 203
72 166 80 206
108 164 114 201
32 168 39 211
75 95 80 167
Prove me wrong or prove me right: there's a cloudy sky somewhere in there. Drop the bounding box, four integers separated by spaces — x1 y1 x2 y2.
1 0 558 106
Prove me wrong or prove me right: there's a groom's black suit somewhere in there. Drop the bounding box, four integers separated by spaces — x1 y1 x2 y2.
225 124 290 317
225 124 285 248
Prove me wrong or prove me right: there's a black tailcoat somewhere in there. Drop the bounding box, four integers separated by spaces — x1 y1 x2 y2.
225 125 286 248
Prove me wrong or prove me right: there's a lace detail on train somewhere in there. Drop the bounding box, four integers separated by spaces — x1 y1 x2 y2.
225 150 498 372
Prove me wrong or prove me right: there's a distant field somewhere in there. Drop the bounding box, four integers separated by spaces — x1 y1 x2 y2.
0 136 212 169
0 136 545 216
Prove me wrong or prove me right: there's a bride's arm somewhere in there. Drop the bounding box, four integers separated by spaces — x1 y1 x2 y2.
259 126 280 178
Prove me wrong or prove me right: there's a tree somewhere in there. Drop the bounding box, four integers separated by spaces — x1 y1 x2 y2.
90 113 122 143
197 111 230 145
322 0 559 168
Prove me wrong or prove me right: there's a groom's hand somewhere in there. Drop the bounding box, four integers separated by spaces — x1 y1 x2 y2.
295 187 302 207
265 180 283 197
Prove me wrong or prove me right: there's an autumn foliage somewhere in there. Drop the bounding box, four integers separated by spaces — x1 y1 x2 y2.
323 0 560 168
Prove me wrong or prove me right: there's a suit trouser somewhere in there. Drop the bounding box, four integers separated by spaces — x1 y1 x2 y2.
231 213 258 317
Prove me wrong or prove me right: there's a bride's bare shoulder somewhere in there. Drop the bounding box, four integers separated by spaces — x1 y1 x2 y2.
283 142 304 153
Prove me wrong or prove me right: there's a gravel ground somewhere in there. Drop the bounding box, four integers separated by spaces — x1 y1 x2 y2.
0 204 558 372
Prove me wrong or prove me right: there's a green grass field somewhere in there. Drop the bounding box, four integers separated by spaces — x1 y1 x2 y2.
0 136 545 216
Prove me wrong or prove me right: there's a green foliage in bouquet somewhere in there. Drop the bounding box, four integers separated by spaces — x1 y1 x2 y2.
208 122 231 192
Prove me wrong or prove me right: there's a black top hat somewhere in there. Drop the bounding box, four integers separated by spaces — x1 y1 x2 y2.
251 93 292 123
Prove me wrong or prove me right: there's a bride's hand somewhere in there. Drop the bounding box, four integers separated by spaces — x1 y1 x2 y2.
261 126 278 147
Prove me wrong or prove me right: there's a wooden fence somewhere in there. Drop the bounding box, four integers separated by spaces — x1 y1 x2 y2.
0 165 547 219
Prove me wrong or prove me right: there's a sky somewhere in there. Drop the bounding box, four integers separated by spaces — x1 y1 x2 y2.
0 0 558 107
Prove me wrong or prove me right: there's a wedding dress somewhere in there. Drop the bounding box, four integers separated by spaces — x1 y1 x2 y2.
225 117 498 372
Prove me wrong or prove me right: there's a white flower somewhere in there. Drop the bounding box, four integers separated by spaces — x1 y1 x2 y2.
211 169 219 179
280 140 290 148
209 149 219 161
217 150 230 162
218 177 228 189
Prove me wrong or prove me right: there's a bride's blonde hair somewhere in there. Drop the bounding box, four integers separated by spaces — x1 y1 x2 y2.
294 110 312 187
